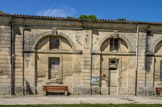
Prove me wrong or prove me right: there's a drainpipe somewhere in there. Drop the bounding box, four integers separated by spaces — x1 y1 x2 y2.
90 30 93 95
11 17 15 96
34 50 37 95
135 24 139 96
22 23 25 95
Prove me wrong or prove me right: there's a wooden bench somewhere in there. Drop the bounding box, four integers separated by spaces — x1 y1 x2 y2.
42 86 68 96
154 87 162 96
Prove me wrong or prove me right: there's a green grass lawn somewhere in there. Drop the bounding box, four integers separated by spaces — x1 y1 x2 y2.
0 104 162 107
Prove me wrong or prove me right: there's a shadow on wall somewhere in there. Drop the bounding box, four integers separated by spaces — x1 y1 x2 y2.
36 37 48 50
146 36 153 72
146 57 153 72
26 80 33 95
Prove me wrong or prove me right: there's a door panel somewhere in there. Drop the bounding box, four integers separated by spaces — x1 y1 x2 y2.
49 57 62 83
108 59 119 95
109 70 117 94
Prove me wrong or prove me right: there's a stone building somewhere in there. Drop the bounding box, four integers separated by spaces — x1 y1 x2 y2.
0 13 162 96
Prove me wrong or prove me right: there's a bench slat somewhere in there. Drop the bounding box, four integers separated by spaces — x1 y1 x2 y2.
43 86 68 87
42 86 68 96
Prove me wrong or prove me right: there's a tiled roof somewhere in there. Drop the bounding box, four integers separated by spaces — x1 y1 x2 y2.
0 13 162 25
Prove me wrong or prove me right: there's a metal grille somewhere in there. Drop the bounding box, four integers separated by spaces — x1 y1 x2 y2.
110 39 118 51
50 36 59 49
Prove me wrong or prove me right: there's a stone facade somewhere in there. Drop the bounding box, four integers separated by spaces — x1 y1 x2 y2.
0 13 162 96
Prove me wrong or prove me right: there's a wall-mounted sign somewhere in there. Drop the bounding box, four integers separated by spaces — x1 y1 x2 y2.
91 76 100 84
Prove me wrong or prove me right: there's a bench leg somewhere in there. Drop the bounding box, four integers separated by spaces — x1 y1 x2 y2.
65 91 68 96
154 90 156 96
44 91 47 96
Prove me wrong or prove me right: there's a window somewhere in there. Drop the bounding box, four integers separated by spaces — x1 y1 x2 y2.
109 59 118 65
160 61 162 81
109 59 118 71
110 60 116 64
110 39 118 51
50 36 59 50
109 68 117 70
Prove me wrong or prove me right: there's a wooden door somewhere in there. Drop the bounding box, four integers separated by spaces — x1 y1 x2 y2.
108 59 119 95
108 68 118 95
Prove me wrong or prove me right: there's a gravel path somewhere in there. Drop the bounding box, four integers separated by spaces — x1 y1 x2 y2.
0 95 162 105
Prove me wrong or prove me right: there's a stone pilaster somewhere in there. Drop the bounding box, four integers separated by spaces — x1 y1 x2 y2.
14 27 24 95
137 33 147 96
81 30 92 95
0 26 11 95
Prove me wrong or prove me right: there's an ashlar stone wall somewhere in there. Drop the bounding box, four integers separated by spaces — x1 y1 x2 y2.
1 15 162 96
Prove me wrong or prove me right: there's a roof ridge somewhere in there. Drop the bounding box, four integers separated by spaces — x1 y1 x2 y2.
1 12 162 25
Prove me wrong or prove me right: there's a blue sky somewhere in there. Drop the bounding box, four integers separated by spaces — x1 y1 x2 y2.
0 0 162 22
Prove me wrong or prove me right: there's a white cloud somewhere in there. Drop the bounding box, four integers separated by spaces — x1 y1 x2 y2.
36 6 76 17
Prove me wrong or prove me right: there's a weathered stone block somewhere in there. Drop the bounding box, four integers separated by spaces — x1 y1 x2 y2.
81 87 91 95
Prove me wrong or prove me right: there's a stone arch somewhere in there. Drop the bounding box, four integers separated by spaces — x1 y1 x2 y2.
99 34 133 52
33 31 76 50
151 37 162 53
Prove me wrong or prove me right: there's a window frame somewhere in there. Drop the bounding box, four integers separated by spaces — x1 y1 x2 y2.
49 36 60 50
110 38 119 52
48 57 60 79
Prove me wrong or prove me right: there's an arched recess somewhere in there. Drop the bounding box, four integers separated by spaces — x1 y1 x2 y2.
33 31 76 50
99 34 133 52
151 37 162 53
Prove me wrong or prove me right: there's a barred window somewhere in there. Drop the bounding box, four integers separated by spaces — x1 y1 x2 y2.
110 39 118 51
50 36 59 50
